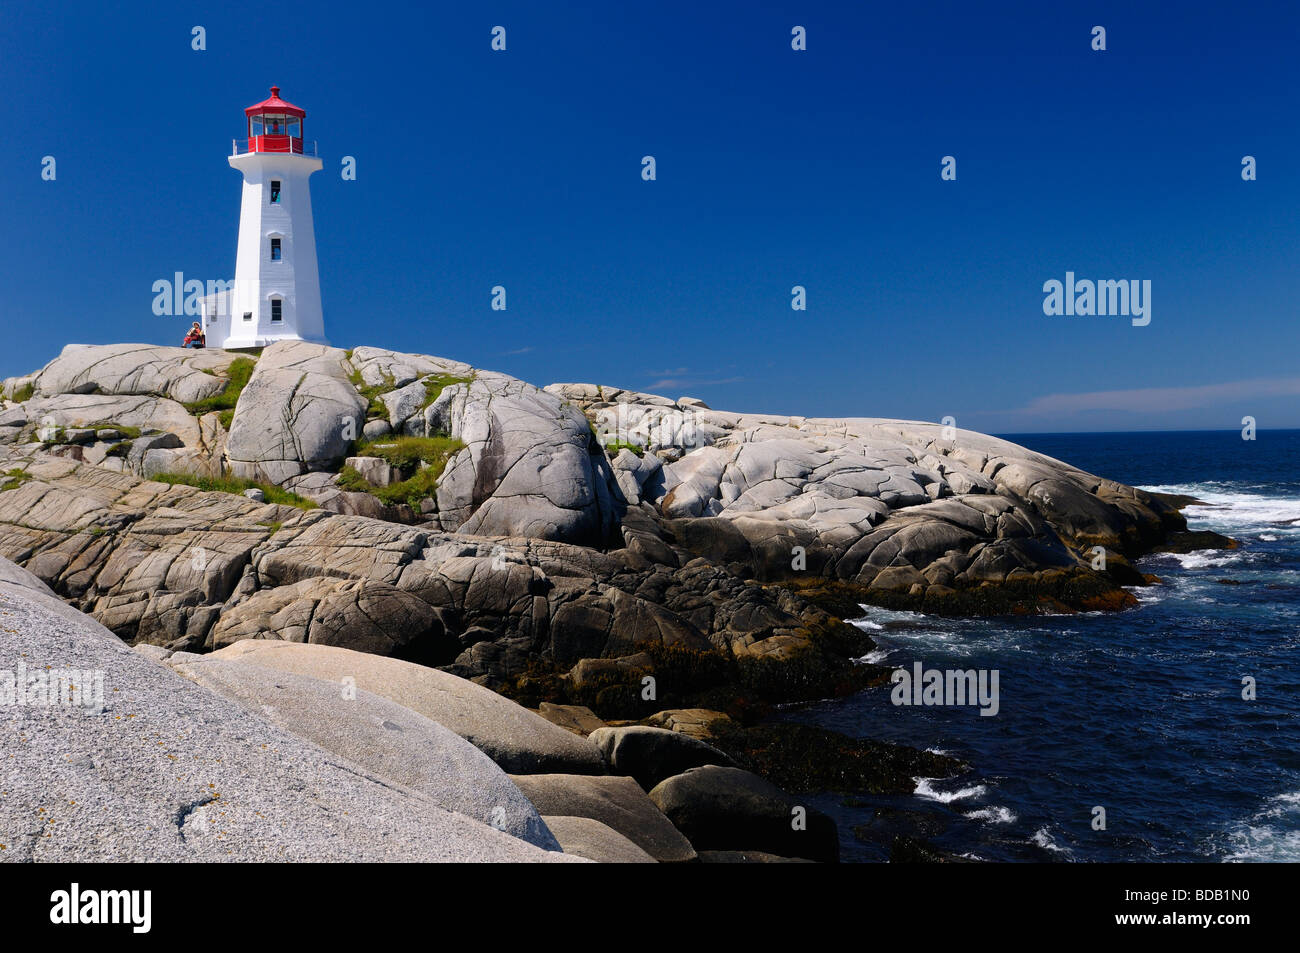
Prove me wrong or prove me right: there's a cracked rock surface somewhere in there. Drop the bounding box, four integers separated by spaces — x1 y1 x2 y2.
0 343 1190 685
0 454 858 682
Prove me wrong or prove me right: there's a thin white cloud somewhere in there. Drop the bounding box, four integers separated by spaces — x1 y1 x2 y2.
646 376 744 392
1005 376 1300 417
642 366 743 392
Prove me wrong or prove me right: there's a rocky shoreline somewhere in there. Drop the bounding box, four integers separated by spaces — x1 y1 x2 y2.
0 342 1233 861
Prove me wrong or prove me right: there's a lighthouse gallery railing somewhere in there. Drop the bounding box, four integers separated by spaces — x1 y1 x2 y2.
231 138 319 157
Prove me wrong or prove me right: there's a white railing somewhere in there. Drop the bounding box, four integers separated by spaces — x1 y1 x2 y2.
231 138 319 157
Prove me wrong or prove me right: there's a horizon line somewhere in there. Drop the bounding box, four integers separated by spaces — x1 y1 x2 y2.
994 427 1299 436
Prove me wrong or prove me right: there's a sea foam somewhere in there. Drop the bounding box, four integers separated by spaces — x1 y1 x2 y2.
914 777 986 803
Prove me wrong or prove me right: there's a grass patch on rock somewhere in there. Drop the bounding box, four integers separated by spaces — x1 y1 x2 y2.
88 421 143 439
0 468 31 491
149 471 316 510
338 434 466 507
419 373 474 410
338 464 441 507
11 381 35 403
355 435 464 471
182 356 256 418
348 366 397 420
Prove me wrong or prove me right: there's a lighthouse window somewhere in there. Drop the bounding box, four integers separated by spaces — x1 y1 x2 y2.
243 312 252 322
270 299 283 322
269 180 281 204
271 238 282 261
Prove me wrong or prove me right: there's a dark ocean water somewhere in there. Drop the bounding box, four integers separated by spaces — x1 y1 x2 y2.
786 429 1300 863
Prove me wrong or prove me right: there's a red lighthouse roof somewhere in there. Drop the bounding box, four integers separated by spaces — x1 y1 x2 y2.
245 86 305 118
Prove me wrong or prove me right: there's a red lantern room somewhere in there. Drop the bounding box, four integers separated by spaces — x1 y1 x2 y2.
243 86 308 155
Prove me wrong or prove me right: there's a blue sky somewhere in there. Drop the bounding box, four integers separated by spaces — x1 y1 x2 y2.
1 0 1296 432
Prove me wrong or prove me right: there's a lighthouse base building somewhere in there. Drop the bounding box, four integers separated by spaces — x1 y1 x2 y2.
199 87 329 349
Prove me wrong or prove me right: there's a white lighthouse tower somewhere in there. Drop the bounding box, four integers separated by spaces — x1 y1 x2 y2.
201 86 328 348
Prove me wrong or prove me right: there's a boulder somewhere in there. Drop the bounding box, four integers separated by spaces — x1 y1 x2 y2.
204 641 607 774
307 580 442 654
380 377 432 429
609 449 663 506
131 642 173 663
589 725 737 790
568 652 654 687
427 372 604 542
210 577 442 657
350 346 474 393
129 432 185 476
537 702 606 736
540 816 657 863
17 343 234 404
225 341 366 484
646 708 735 740
648 765 839 862
345 455 401 487
508 773 698 863
168 655 560 849
22 393 201 447
279 471 404 520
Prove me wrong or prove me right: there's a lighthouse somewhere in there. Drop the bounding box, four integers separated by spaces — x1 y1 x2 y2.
200 87 328 348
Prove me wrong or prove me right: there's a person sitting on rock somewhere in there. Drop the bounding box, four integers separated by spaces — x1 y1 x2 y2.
183 322 206 348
